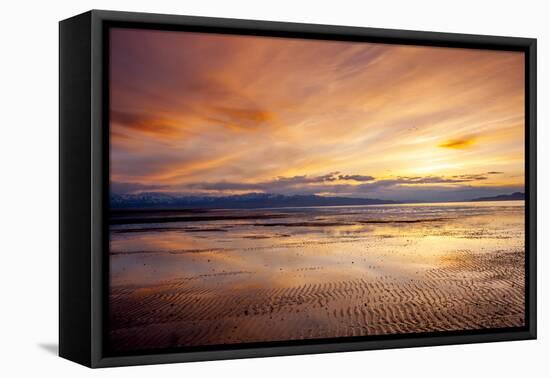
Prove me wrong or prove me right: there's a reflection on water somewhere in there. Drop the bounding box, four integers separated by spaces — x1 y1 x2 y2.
109 201 525 351
110 201 524 287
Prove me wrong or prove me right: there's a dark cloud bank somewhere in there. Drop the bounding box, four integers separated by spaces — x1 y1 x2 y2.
112 171 522 205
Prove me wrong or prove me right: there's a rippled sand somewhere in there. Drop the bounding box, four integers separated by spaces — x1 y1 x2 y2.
109 201 525 353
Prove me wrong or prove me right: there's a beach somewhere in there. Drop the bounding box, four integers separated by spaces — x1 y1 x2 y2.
108 200 525 353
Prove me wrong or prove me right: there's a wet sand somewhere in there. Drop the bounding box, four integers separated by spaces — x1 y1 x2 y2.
109 201 525 352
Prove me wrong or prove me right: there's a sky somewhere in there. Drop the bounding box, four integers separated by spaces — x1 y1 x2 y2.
110 28 525 202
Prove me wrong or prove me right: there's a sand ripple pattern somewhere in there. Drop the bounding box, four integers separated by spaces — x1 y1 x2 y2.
109 249 524 352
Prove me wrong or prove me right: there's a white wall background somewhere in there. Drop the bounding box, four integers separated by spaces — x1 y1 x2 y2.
0 0 547 376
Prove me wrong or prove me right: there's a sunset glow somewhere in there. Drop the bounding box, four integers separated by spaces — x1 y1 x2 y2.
110 28 525 202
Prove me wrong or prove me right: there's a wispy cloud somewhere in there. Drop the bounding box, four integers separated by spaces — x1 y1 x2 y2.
338 174 375 182
109 28 525 202
439 135 477 149
111 181 169 195
148 171 514 202
114 170 522 202
207 106 277 131
111 110 184 138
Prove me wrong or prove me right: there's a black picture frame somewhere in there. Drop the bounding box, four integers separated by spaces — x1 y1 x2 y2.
59 9 537 368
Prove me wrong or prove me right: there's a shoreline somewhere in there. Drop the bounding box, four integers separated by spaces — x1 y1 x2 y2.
108 201 525 352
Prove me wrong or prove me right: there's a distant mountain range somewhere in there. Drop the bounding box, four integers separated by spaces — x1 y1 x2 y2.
471 192 525 202
110 192 398 209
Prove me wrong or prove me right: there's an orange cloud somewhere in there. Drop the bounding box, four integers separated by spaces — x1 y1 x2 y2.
109 28 525 201
214 106 276 123
204 106 277 132
439 135 477 149
111 110 185 138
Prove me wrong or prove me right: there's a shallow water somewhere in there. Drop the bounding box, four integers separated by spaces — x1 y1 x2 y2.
109 200 525 351
110 201 524 287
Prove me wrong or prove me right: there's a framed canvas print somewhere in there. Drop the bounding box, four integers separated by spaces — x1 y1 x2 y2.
59 10 537 368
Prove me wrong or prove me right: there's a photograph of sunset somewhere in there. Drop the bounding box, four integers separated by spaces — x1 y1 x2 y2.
108 27 526 353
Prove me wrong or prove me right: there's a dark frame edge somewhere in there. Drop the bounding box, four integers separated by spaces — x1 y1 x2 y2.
88 9 536 48
93 330 536 368
526 38 537 340
59 11 93 367
60 9 537 368
90 10 107 369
